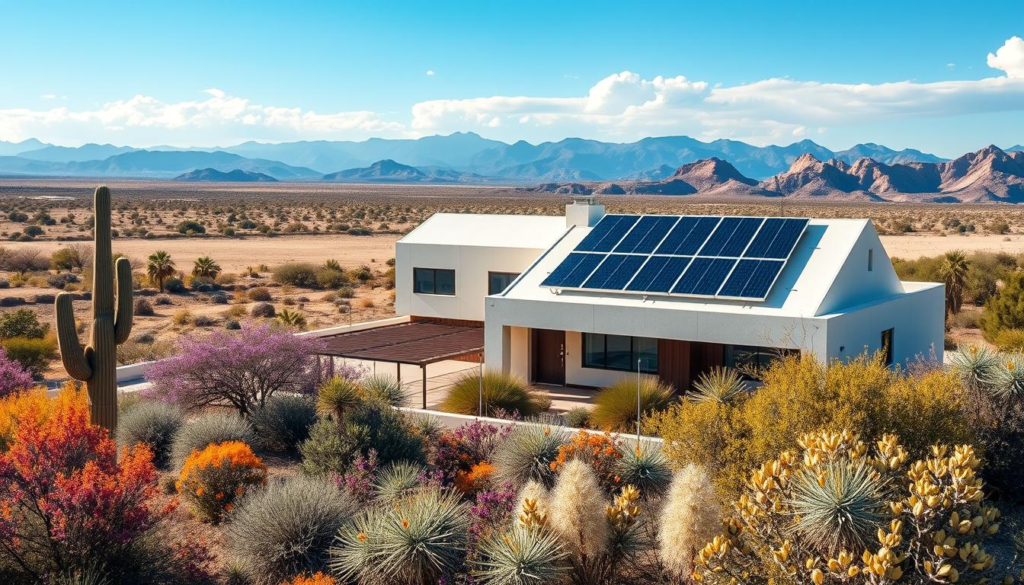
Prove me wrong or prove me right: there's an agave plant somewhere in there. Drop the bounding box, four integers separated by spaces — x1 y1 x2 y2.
374 460 424 501
473 526 568 585
788 460 886 554
276 308 307 330
492 424 568 490
331 488 469 585
990 353 1024 399
615 442 672 498
949 344 1000 393
688 367 747 405
362 374 405 406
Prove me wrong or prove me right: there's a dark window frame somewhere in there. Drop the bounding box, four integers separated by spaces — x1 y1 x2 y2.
881 328 894 366
582 333 658 374
724 344 799 380
413 267 456 295
488 271 521 295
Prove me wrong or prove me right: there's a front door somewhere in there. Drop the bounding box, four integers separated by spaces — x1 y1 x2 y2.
532 329 565 385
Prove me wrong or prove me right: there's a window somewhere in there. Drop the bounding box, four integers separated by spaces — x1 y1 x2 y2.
582 333 658 373
868 248 874 271
413 268 455 295
488 272 520 295
724 345 798 379
881 328 894 366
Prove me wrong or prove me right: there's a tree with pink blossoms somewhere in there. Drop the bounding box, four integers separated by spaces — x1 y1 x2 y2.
0 347 34 397
145 324 325 417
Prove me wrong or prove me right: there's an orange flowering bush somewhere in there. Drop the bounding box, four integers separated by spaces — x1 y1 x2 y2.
177 440 267 522
282 572 336 585
0 384 170 580
549 429 623 491
455 461 496 494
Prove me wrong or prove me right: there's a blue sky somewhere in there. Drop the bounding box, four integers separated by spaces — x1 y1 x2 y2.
2 0 1023 155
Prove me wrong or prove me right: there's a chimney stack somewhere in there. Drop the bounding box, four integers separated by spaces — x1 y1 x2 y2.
565 195 605 228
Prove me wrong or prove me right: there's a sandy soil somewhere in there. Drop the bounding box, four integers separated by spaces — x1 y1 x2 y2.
880 234 1024 259
9 234 402 273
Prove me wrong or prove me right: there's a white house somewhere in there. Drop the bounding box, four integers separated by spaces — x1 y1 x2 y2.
394 198 944 392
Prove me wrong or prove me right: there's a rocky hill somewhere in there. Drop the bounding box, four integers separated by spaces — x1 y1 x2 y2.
173 168 278 182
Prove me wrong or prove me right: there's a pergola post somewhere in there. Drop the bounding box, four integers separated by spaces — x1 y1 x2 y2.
421 364 427 409
397 363 401 384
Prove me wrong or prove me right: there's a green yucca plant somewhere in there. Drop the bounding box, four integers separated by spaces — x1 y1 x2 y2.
615 442 672 498
789 460 886 554
362 374 405 406
331 488 469 585
590 375 674 432
688 367 747 405
276 308 307 330
949 344 1000 392
991 353 1024 399
492 424 568 490
374 460 424 501
317 375 362 420
439 370 549 418
473 526 568 585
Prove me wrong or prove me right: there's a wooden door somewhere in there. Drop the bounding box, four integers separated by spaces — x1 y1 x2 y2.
532 329 565 385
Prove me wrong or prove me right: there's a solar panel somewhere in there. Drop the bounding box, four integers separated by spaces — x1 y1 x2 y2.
543 214 807 302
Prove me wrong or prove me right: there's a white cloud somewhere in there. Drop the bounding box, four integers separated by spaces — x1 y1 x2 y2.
0 89 407 145
426 70 435 76
39 93 57 100
988 36 1024 78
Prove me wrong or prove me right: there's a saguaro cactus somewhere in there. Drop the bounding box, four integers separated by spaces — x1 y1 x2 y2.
55 186 133 431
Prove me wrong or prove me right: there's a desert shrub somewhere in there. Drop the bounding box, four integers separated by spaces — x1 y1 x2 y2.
694 429 1018 585
49 245 87 272
348 265 373 282
177 441 267 522
190 275 216 291
658 464 722 582
433 420 510 491
1 334 57 376
0 346 35 397
145 323 323 416
47 272 79 290
272 263 319 288
116 338 175 366
192 314 216 327
550 429 623 492
615 441 672 499
116 401 184 469
492 424 568 490
948 308 980 330
336 285 355 299
591 375 674 432
439 370 549 418
688 366 746 404
361 374 404 406
248 286 272 301
176 220 205 234
651 354 973 500
0 308 48 339
134 297 155 316
251 394 318 453
373 460 425 501
171 309 192 326
251 301 275 318
164 276 185 293
562 406 591 428
980 271 1024 340
993 328 1024 352
300 399 424 476
225 475 358 585
314 267 348 289
170 411 256 469
0 384 171 582
331 488 469 584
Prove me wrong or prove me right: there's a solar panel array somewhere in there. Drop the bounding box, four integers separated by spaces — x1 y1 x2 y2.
540 214 809 301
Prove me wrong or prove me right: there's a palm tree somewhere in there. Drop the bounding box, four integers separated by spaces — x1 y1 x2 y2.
192 256 221 279
147 251 176 293
940 250 970 316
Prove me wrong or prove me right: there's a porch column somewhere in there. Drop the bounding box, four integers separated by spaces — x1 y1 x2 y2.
421 364 427 409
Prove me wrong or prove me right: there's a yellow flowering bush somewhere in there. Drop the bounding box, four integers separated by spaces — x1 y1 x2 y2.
693 429 1017 585
177 440 267 522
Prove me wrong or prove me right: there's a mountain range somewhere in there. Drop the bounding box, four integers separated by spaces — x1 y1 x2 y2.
0 133 960 182
530 145 1024 204
173 168 278 182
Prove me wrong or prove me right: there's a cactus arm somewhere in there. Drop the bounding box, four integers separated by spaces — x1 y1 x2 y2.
55 293 92 381
113 257 134 344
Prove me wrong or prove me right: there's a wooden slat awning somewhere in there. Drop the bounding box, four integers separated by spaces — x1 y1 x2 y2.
316 321 484 366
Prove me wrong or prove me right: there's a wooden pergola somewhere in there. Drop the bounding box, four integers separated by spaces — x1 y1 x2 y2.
314 321 484 408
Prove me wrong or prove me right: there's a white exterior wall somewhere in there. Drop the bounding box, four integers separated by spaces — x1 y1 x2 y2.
395 242 549 322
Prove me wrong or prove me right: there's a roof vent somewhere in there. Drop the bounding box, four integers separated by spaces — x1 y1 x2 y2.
565 196 605 228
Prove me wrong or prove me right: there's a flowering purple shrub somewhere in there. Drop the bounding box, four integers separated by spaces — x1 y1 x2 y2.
0 347 34 397
433 420 511 487
145 324 325 416
335 449 378 504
